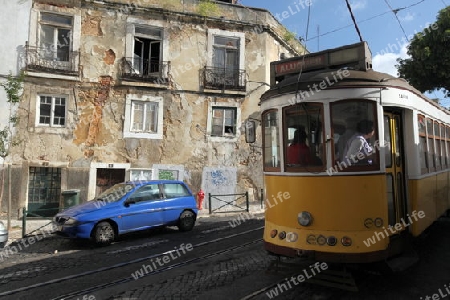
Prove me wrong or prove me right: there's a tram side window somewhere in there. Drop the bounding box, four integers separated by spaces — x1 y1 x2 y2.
418 115 428 174
426 118 436 171
435 122 442 170
284 103 324 170
446 126 450 168
331 100 378 169
262 110 280 171
440 124 446 168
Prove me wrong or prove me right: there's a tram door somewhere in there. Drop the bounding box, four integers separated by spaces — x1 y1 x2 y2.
384 112 408 230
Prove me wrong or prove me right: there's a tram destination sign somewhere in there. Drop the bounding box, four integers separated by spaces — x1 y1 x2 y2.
274 55 326 77
270 41 372 86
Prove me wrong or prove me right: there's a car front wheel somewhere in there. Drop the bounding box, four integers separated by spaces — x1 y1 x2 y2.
178 211 195 232
93 221 115 245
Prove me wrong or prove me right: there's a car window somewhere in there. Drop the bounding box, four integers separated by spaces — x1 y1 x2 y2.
96 183 135 203
162 183 191 199
128 184 161 202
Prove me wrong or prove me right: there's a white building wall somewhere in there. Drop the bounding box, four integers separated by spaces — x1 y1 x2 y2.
0 0 32 164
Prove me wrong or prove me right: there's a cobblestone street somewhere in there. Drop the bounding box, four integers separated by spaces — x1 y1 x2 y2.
1 214 450 300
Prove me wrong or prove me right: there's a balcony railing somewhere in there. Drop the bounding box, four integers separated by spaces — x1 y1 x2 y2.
25 44 79 76
121 58 170 84
203 66 246 91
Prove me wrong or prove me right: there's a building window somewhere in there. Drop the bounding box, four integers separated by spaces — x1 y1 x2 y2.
211 107 237 137
131 101 158 133
37 95 67 127
213 36 239 73
123 94 163 139
123 23 169 82
205 29 246 91
27 9 81 75
129 169 152 181
133 26 162 75
39 12 72 62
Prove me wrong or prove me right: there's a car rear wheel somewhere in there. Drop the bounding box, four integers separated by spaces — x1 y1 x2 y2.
178 210 195 232
94 221 115 245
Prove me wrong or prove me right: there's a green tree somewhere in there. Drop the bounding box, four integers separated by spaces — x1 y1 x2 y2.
0 72 23 223
0 72 24 159
397 6 450 97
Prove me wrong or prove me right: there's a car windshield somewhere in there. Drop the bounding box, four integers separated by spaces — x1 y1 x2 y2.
94 183 137 203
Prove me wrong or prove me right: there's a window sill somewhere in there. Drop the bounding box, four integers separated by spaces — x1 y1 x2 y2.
123 132 163 139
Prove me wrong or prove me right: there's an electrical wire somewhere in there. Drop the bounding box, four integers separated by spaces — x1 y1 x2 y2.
383 0 410 42
295 2 311 98
345 0 364 42
307 0 428 41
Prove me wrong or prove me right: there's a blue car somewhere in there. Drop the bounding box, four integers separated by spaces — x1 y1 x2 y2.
53 180 198 245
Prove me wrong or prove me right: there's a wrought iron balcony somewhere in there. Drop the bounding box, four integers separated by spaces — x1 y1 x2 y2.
203 66 246 91
25 44 79 76
121 58 170 84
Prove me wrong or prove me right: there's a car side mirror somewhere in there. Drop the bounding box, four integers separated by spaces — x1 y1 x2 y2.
245 120 256 143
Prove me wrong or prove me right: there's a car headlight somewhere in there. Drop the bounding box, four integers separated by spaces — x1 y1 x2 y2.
64 217 79 226
298 211 313 226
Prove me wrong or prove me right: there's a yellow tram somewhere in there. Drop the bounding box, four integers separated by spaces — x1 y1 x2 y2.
257 42 450 264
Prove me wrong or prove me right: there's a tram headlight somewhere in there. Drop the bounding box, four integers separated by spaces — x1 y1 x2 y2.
286 232 298 243
278 231 286 240
298 211 313 227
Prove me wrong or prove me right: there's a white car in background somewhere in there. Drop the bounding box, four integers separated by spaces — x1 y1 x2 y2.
0 221 8 248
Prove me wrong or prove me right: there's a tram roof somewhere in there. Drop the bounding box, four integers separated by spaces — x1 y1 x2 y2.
261 68 426 103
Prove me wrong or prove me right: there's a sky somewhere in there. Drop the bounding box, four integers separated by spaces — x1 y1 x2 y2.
239 0 449 106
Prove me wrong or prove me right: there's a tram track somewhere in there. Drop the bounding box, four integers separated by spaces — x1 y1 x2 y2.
0 226 264 299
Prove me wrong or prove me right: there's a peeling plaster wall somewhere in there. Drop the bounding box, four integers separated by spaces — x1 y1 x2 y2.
8 0 303 210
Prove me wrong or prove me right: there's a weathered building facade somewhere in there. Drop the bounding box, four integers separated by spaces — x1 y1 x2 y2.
1 0 305 216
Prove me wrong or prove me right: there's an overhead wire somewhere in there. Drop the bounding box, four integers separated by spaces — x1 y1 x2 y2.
383 0 410 42
307 0 428 41
345 0 364 42
295 1 311 98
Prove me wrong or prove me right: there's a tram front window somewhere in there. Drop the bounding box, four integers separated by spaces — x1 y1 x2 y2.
331 100 378 169
284 103 324 170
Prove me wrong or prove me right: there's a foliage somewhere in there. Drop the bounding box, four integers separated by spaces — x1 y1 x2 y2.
283 29 297 42
0 71 24 159
397 7 450 97
197 0 219 17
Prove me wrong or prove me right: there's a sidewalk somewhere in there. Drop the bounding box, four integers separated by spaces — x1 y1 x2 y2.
0 218 55 247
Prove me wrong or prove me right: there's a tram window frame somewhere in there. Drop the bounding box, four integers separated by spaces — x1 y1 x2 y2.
446 126 450 168
283 103 325 172
262 109 281 172
440 123 446 168
418 114 428 174
330 100 379 172
434 121 442 171
426 118 436 172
